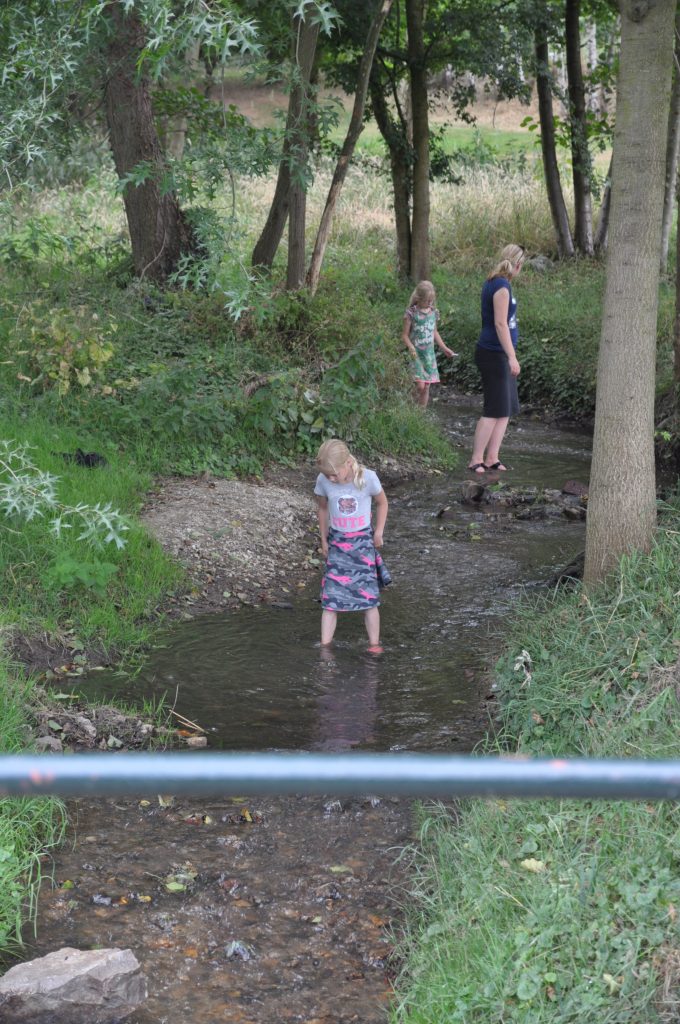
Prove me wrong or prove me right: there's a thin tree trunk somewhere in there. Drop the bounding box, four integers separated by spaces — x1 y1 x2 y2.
161 40 202 160
584 0 676 586
252 14 318 271
594 154 612 253
535 30 575 259
565 0 594 255
285 16 320 290
104 2 195 283
660 8 680 273
370 77 411 279
306 0 393 295
584 18 599 113
406 0 430 281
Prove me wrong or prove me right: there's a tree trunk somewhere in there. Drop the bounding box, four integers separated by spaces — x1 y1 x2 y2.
674 167 680 382
285 15 320 290
535 30 575 259
370 77 412 279
306 0 394 295
660 7 680 273
406 0 430 281
583 18 599 113
565 0 594 256
583 0 676 586
160 40 202 160
594 154 612 253
252 14 318 272
104 2 195 283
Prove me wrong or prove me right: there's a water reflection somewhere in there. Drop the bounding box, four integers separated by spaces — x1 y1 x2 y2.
314 647 380 750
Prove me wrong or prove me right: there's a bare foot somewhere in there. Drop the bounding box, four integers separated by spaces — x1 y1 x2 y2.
468 462 487 474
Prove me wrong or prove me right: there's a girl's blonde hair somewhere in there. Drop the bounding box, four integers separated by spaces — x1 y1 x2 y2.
487 244 525 281
409 280 436 307
317 439 366 489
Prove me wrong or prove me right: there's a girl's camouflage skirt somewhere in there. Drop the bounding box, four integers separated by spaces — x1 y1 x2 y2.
321 528 391 612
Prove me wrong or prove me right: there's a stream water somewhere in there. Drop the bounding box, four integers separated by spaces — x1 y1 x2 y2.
26 394 591 1023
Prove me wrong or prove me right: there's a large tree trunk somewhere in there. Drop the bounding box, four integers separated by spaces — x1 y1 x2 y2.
660 7 680 273
584 0 676 586
285 16 320 290
534 30 575 259
252 14 319 272
306 0 394 295
370 77 412 279
674 180 680 381
406 0 430 281
565 0 594 256
104 2 195 283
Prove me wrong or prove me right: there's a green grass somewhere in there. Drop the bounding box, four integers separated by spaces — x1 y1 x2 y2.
391 507 680 1024
0 412 183 652
0 660 65 955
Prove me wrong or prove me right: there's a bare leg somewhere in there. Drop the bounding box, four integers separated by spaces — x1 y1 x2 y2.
414 381 429 407
321 610 338 646
364 607 381 648
469 416 497 471
485 417 510 468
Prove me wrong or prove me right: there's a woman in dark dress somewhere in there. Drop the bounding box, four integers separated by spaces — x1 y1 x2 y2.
468 244 525 473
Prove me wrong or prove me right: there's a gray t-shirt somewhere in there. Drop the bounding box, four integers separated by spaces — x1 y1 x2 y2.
314 469 382 533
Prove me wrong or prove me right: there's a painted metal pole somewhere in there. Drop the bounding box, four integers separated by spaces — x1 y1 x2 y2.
1 753 680 800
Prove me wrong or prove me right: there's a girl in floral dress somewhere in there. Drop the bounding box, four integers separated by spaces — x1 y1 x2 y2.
402 280 456 407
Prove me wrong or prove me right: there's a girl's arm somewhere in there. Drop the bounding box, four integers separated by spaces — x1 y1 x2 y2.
402 315 417 357
434 326 457 358
373 490 388 548
316 496 329 557
492 288 520 377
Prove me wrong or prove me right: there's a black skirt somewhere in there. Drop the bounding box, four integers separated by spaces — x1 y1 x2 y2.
474 345 520 418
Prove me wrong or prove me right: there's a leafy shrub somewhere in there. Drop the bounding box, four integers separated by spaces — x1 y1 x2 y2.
12 302 115 395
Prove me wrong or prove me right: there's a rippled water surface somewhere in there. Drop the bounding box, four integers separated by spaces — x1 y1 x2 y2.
72 396 591 753
27 395 591 1023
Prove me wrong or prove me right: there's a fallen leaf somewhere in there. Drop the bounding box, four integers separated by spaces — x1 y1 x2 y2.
329 865 353 874
603 972 622 994
158 795 175 808
520 858 546 873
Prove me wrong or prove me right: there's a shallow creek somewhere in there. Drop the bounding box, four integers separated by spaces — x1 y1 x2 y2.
26 395 591 1023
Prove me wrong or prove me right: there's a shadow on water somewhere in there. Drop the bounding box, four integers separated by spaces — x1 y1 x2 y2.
27 394 592 1023
73 395 591 753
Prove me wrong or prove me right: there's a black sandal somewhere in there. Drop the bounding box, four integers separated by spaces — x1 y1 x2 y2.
486 461 506 471
468 463 487 473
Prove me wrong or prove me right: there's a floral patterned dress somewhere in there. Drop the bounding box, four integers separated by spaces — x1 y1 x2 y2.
405 304 440 383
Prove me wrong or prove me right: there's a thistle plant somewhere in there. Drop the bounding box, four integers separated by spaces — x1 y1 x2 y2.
0 441 129 549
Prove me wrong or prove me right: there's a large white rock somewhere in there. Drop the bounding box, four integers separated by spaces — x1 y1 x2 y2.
0 946 147 1023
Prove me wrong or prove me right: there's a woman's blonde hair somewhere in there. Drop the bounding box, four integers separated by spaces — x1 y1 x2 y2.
409 280 436 307
317 439 366 488
487 244 525 281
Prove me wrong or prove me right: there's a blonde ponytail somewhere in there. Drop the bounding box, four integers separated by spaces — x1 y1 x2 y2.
487 244 525 281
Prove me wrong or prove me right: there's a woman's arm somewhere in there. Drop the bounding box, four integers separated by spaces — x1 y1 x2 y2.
492 288 520 377
373 489 388 547
316 496 329 557
402 315 417 357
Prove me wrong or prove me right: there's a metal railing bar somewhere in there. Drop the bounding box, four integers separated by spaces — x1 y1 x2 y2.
0 753 679 800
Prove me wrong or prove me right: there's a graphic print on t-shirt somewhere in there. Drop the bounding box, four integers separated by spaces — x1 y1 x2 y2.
338 496 358 515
